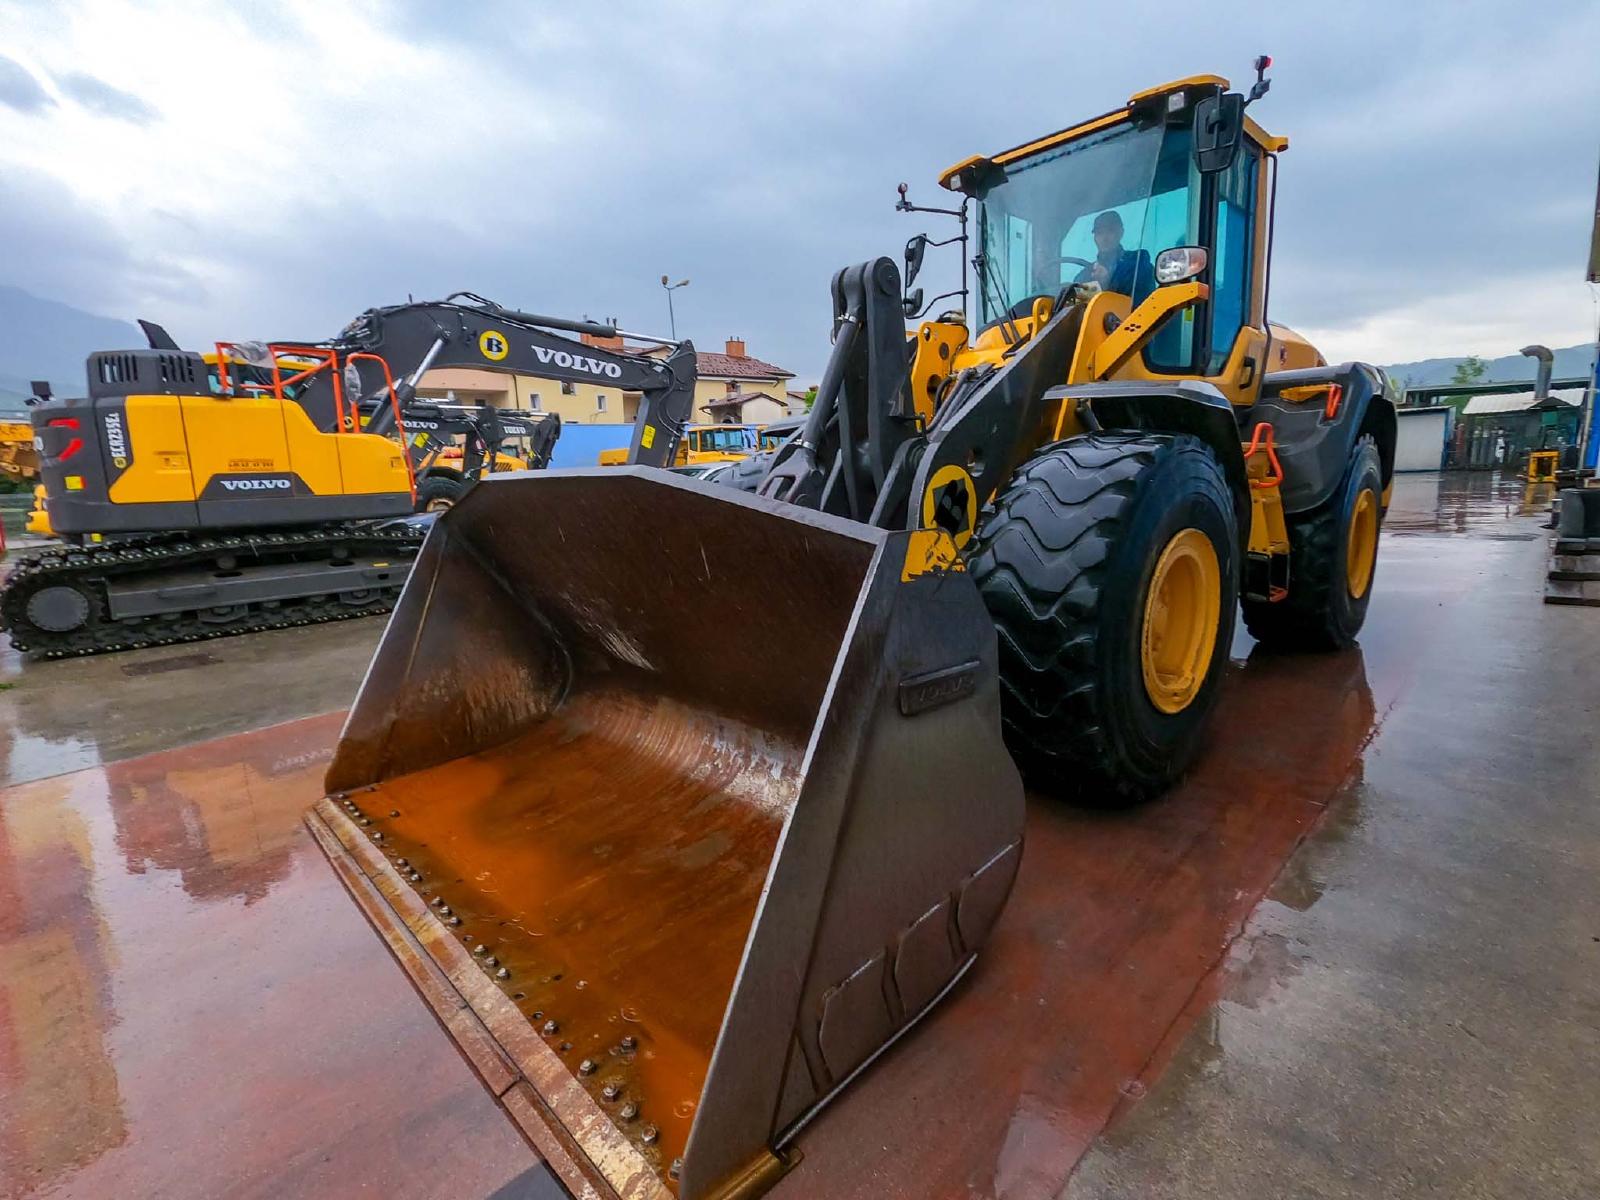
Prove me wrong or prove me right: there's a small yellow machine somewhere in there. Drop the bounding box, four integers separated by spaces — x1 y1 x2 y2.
597 422 759 467
0 418 38 481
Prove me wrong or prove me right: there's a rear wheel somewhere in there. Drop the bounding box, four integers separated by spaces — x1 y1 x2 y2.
967 432 1239 806
416 474 466 513
1242 436 1383 650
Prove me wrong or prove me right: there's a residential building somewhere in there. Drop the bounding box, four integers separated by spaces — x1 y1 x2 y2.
690 338 796 424
412 335 794 427
412 366 636 424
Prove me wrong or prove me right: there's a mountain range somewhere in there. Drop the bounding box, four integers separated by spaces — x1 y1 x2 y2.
0 285 139 410
0 285 1593 414
1383 343 1597 390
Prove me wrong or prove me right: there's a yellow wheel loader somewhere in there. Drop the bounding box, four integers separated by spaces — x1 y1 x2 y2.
310 64 1396 1200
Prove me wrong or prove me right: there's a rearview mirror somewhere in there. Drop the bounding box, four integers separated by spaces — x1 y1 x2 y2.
904 234 928 288
1155 246 1209 285
902 287 924 319
1193 92 1244 174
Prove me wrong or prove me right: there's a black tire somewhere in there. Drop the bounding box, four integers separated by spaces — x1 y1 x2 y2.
1242 436 1383 651
967 432 1239 806
415 474 466 513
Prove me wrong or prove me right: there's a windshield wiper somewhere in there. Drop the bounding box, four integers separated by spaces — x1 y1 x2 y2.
976 251 1023 346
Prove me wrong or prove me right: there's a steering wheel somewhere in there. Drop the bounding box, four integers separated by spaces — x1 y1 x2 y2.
1054 255 1092 268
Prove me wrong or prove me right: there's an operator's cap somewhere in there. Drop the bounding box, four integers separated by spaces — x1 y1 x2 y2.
1092 210 1124 231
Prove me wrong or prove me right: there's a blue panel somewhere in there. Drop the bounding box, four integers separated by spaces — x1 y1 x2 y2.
547 423 632 469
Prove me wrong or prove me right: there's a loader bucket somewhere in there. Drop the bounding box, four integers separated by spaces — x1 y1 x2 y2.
306 468 1024 1200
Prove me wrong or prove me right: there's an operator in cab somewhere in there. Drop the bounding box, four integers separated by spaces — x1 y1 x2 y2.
1076 210 1155 301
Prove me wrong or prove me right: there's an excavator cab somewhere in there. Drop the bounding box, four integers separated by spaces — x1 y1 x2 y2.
315 69 1397 1200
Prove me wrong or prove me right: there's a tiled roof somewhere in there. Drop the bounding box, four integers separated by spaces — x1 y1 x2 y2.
704 390 779 409
697 351 795 380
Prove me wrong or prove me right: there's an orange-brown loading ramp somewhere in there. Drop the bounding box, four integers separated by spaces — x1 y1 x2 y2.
0 638 1386 1200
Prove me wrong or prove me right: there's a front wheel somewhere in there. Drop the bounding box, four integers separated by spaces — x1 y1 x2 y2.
415 474 467 513
1242 436 1383 651
966 433 1239 806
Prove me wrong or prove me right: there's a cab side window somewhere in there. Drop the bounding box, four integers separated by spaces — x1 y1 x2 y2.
1208 147 1259 374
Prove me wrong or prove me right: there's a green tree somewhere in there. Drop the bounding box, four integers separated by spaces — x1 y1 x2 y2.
803 386 818 411
1449 355 1487 387
1436 355 1489 414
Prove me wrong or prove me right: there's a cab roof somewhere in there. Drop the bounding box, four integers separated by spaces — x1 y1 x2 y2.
939 74 1287 191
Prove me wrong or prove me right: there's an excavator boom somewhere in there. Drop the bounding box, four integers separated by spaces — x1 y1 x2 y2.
325 293 697 468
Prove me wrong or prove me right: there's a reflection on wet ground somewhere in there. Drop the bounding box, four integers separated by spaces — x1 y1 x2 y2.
0 471 1591 1198
1067 478 1600 1199
0 715 542 1200
0 618 385 790
1384 468 1550 537
0 776 123 1193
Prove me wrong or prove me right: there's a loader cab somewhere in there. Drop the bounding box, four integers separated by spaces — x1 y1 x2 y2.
946 75 1284 406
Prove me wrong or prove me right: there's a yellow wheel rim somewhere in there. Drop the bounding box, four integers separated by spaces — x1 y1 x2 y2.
1346 489 1378 599
1141 528 1222 715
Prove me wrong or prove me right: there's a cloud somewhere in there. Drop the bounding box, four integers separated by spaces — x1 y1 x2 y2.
58 71 158 124
0 54 53 114
0 164 205 319
1298 271 1600 366
0 0 1595 378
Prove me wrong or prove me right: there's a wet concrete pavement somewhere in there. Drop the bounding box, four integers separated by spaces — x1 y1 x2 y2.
1 471 1595 1198
0 617 383 788
1066 472 1600 1200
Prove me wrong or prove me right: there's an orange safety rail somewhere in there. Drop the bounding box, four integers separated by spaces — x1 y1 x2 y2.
1243 422 1284 489
1324 383 1344 421
212 342 347 421
344 351 416 503
268 346 349 429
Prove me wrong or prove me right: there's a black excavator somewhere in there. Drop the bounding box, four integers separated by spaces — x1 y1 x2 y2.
6 295 695 658
400 401 563 511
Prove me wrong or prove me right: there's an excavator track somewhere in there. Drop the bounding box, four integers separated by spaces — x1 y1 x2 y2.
1 523 424 659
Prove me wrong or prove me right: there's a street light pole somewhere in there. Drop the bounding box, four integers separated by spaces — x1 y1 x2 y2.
661 276 689 340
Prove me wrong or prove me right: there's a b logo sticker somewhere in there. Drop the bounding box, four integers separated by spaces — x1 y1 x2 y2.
479 330 510 362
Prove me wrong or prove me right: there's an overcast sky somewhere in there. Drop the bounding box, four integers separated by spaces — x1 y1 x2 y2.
1 0 1597 379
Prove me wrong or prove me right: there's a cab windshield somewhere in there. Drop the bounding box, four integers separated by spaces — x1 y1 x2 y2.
976 118 1198 330
695 427 757 452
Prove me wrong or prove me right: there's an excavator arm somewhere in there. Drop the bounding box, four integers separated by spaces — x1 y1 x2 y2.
323 294 697 467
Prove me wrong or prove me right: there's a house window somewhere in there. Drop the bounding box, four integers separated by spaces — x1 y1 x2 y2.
561 380 576 395
725 380 739 394
529 394 541 411
596 394 608 413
